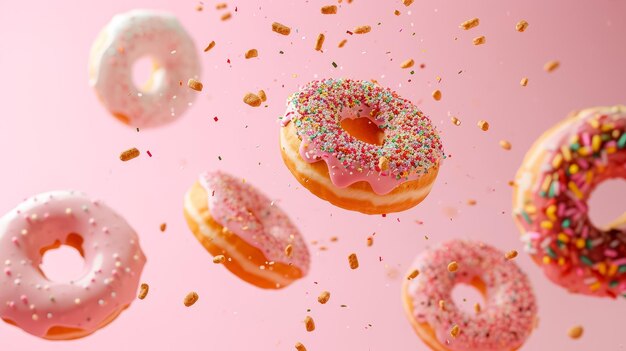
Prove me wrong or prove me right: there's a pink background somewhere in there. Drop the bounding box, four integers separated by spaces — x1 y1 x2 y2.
1 0 625 349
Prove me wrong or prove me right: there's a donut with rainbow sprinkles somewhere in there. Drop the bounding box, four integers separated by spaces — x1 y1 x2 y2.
279 78 444 214
513 105 626 298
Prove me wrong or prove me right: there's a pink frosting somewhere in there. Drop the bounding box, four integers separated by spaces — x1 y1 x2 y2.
199 171 310 274
0 191 146 338
405 240 537 351
281 78 444 195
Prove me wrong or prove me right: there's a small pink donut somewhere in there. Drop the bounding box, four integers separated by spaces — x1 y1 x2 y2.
402 240 537 351
0 191 146 340
89 10 201 128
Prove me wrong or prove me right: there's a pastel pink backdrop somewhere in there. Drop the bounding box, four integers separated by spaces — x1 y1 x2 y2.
0 0 625 350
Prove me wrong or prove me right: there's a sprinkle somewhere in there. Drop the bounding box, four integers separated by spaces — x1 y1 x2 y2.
348 253 359 269
505 250 518 260
221 12 232 21
160 223 167 232
146 150 152 157
243 93 262 107
204 41 216 52
244 49 258 59
500 140 512 150
331 61 338 68
183 291 199 307
213 255 226 264
258 90 267 102
520 77 528 86
315 34 325 51
187 79 203 91
272 22 291 35
304 316 315 332
295 342 307 351
366 236 374 247
451 117 461 126
459 18 480 30
285 244 293 257
353 25 371 34
473 36 486 45
120 148 140 161
544 60 560 72
568 325 583 339
403 0 414 6
432 89 442 101
318 291 331 304
407 269 419 280
338 39 347 48
450 324 460 338
321 5 337 14
516 20 529 32
138 283 149 299
477 120 489 131
447 261 459 272
400 59 415 69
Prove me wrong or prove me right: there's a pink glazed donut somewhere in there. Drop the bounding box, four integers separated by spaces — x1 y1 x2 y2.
0 191 146 340
89 10 201 128
402 240 537 351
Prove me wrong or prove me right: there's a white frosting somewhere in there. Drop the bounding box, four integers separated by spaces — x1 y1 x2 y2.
89 10 201 128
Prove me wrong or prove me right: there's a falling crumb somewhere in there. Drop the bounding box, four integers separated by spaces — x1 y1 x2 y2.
272 22 291 35
505 250 518 260
451 117 461 126
213 255 226 264
321 5 337 14
315 33 325 51
160 223 167 232
183 291 199 307
407 269 419 280
400 59 414 69
438 300 446 311
243 93 262 107
403 0 414 6
450 324 460 338
378 156 389 171
338 39 347 48
394 10 401 16
473 36 486 45
330 236 338 242
285 244 293 257
467 199 477 206
196 4 203 11
304 316 315 332
187 78 203 91
520 77 528 86
120 148 140 161
204 41 216 52
459 17 480 30
568 325 583 339
477 120 490 131
544 60 560 72
295 342 307 351
516 20 529 32
474 303 481 313
366 236 374 247
216 3 227 9
138 283 149 300
447 261 459 272
432 90 442 101
244 49 258 59
221 12 232 21
353 25 371 34
258 90 267 102
348 253 359 269
318 291 331 304
500 140 512 150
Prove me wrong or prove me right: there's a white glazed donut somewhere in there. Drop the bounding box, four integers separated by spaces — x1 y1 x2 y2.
89 10 201 128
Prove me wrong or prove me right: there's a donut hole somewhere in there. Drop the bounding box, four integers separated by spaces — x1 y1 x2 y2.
450 276 487 314
132 55 164 94
340 117 384 146
588 178 626 230
39 233 86 283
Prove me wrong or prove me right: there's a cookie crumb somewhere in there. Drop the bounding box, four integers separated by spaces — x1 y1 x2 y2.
183 292 199 307
244 49 258 59
138 283 149 300
244 93 262 107
285 244 293 257
272 22 291 35
500 140 512 150
477 120 490 131
505 250 518 260
315 33 325 51
318 291 331 304
407 269 420 280
400 59 414 69
321 5 337 14
120 148 140 161
354 25 371 34
520 77 528 86
544 60 560 72
516 20 529 32
295 342 307 351
160 223 167 232
187 78 203 91
447 261 459 272
473 36 486 45
450 324 460 338
348 253 359 269
304 316 315 332
213 255 226 264
568 325 583 339
258 90 267 102
459 18 480 30
432 90 442 101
